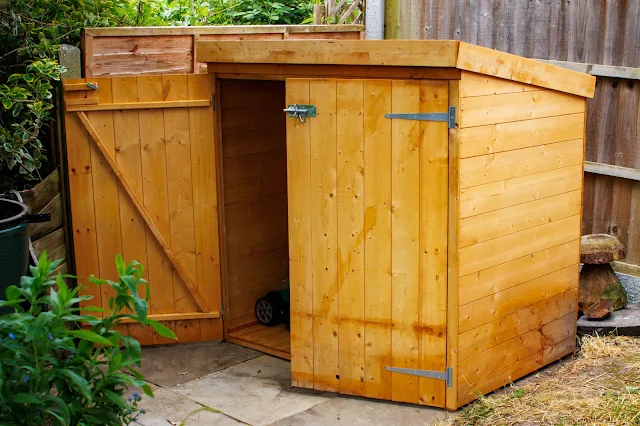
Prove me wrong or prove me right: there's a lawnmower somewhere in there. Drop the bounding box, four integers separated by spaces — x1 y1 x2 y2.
255 280 290 327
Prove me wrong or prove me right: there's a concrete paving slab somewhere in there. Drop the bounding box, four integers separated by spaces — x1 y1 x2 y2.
136 387 242 426
172 355 332 426
140 341 262 387
271 396 449 426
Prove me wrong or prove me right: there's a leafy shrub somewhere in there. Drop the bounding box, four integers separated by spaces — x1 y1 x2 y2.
0 252 176 425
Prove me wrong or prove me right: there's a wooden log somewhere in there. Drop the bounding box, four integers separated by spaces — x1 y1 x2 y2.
19 169 59 213
32 227 66 261
28 193 62 241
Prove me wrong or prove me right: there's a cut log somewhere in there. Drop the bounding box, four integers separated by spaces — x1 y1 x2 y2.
580 234 626 264
19 169 59 213
28 193 62 241
579 263 628 319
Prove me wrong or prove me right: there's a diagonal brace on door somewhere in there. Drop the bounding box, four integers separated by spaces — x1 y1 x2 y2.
75 111 211 313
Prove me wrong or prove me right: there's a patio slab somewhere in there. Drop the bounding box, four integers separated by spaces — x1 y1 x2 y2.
136 387 242 426
271 395 448 426
172 355 332 426
140 341 262 387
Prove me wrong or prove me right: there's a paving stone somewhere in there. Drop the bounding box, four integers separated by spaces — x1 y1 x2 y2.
136 387 242 426
172 355 332 426
140 341 262 387
578 304 640 336
271 396 449 426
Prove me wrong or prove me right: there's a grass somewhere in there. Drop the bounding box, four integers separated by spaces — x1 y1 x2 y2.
441 334 640 425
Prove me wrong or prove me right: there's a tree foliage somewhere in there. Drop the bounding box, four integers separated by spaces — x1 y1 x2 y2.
0 0 313 189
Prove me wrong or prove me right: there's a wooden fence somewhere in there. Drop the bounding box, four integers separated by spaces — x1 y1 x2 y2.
83 25 364 77
384 0 640 273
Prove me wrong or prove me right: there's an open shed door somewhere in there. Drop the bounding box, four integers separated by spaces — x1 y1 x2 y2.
62 75 222 345
285 79 450 407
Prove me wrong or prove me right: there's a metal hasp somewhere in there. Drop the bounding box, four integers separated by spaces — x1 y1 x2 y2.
284 104 317 123
385 106 456 129
385 366 453 387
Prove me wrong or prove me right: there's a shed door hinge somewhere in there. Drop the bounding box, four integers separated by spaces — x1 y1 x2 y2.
385 366 453 387
385 106 456 129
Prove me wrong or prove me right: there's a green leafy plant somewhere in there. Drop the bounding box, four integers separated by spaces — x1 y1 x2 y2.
0 252 176 425
229 0 313 25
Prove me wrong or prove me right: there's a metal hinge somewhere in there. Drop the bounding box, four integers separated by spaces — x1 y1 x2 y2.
284 104 316 123
385 366 453 387
385 106 456 129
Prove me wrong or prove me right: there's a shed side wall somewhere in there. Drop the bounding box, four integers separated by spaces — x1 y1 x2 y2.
456 71 584 406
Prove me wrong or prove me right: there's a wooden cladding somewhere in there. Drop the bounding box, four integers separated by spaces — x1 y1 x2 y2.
83 25 363 77
286 78 449 407
62 75 222 345
453 72 584 407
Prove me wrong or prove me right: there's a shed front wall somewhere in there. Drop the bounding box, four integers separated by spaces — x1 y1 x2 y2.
285 78 450 407
454 72 585 407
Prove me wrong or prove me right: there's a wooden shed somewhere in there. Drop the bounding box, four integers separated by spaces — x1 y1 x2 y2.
61 40 595 410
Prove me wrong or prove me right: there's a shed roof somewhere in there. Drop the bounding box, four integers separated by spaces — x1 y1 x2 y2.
196 40 596 98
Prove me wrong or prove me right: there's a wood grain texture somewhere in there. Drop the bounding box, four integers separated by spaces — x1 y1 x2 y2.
336 79 365 396
309 79 339 392
286 79 314 388
390 80 420 404
363 79 393 401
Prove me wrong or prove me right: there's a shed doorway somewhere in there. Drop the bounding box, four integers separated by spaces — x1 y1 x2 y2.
218 79 291 359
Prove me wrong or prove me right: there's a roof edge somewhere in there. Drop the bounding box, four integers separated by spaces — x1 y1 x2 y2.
456 42 596 98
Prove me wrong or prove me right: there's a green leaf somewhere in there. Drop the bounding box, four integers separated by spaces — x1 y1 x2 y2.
146 319 177 340
67 329 113 346
12 393 43 404
141 383 154 398
58 370 92 400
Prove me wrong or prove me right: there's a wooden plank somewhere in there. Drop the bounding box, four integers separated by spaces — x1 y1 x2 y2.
227 323 291 360
197 40 458 67
460 89 585 128
456 42 596 98
208 63 461 81
66 99 210 112
585 161 640 182
460 113 585 159
91 53 192 77
457 337 576 406
460 72 537 97
86 78 121 321
363 79 393 401
460 139 583 188
336 79 365 397
418 80 448 407
541 59 640 80
92 35 193 55
286 79 314 389
446 80 461 411
226 238 288 275
227 260 288 297
459 240 579 306
162 74 200 343
63 87 102 314
225 216 288 252
118 312 221 323
390 80 420 404
224 194 288 229
136 75 174 344
224 172 287 205
459 265 579 334
76 112 211 314
459 214 581 276
460 164 583 218
458 312 575 386
459 190 582 248
458 289 578 361
65 97 99 106
85 25 364 37
309 79 339 392
222 150 287 182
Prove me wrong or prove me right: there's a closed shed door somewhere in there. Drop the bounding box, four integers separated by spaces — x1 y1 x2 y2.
285 78 450 407
63 75 222 345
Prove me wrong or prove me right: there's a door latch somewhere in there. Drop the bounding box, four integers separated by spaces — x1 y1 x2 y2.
283 104 316 123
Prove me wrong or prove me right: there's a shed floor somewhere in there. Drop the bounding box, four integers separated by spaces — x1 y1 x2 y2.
227 323 291 360
132 341 448 425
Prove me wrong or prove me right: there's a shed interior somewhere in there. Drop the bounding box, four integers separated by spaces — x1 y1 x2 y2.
218 79 291 359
